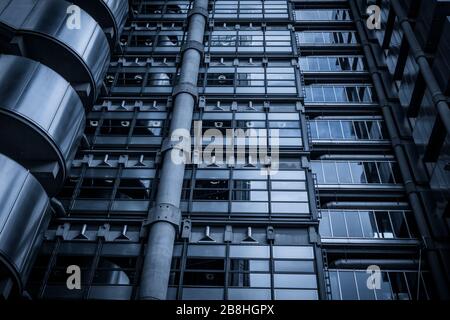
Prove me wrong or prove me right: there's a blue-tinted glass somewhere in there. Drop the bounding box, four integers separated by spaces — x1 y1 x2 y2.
319 211 332 237
389 272 410 300
349 162 367 183
329 121 343 139
330 212 347 237
317 121 331 139
338 271 359 300
355 271 376 300
389 212 410 238
345 211 363 237
322 162 338 184
359 211 378 238
336 162 352 184
375 211 394 238
329 271 341 300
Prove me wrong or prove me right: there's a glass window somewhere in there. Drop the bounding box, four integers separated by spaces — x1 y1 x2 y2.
188 245 226 257
330 213 347 237
336 162 353 184
274 289 318 300
355 271 376 300
229 246 270 259
390 211 411 238
338 271 359 300
359 211 378 238
274 274 317 289
273 246 314 259
228 288 271 300
349 162 367 184
364 162 381 184
319 211 332 237
322 162 338 184
329 271 341 300
274 260 315 273
182 288 224 300
375 211 394 238
345 211 363 237
329 121 344 139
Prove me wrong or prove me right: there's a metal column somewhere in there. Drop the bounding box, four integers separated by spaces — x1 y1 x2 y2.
349 0 450 300
139 0 209 300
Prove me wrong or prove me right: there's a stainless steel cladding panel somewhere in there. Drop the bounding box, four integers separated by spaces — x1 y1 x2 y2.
0 154 51 296
70 0 129 46
0 55 85 196
0 0 111 107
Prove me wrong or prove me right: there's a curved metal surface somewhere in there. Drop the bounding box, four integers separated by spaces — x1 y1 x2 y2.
70 0 129 46
0 0 110 107
0 154 51 296
0 55 85 196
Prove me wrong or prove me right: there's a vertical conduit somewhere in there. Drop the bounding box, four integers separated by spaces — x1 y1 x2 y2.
139 0 209 300
349 0 450 300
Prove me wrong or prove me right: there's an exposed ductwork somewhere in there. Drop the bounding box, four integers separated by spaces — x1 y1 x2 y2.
0 55 85 196
139 0 209 300
0 0 129 299
0 0 111 107
0 154 52 299
68 0 129 47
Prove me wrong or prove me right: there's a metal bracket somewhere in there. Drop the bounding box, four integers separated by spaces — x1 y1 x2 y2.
187 7 209 20
161 137 189 153
181 40 205 55
173 82 199 101
145 203 182 229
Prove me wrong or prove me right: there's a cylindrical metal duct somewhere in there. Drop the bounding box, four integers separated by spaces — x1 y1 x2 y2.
331 259 420 270
139 0 209 300
0 0 111 107
0 55 86 196
0 154 51 299
67 0 129 47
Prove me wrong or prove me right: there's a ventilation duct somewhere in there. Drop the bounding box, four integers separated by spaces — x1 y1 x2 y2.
0 154 51 299
0 55 85 196
0 0 110 107
68 0 129 47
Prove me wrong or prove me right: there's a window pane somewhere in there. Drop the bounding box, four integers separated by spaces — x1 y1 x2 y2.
338 271 358 300
360 211 378 238
345 211 363 237
336 162 352 184
322 162 338 184
274 260 315 273
375 211 394 238
330 213 347 237
329 271 341 300
274 274 317 289
390 212 410 238
350 162 366 183
355 271 376 300
319 211 332 237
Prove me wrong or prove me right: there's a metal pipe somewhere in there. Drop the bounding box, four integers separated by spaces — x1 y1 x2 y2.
139 0 208 300
390 1 450 137
332 259 420 270
349 0 450 299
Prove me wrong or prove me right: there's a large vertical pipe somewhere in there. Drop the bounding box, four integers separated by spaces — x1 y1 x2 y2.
349 0 450 299
139 0 208 300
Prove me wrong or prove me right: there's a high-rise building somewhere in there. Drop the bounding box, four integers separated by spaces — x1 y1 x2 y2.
0 0 448 301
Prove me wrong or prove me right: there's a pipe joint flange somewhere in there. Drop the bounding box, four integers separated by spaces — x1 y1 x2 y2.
181 40 205 56
173 82 199 101
431 92 448 106
145 204 182 229
187 7 209 20
161 137 190 153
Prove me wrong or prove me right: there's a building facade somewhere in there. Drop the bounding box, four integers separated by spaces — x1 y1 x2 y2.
0 0 448 300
